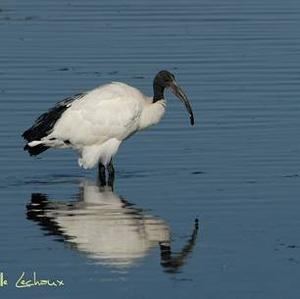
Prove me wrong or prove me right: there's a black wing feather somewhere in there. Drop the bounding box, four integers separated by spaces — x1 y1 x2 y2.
22 92 86 156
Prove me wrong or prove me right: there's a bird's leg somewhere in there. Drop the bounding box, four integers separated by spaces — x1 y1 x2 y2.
107 159 115 188
98 162 106 186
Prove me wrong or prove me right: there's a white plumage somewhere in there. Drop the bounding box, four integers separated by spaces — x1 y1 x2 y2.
23 70 194 185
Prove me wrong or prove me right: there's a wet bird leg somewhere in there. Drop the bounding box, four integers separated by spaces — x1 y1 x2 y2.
98 162 106 186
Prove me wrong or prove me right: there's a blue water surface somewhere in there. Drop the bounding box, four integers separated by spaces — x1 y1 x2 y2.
0 0 300 298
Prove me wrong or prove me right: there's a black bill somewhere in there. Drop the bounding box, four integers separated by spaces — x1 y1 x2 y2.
169 81 194 126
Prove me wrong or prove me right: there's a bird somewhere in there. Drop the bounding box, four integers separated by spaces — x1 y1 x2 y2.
22 70 194 186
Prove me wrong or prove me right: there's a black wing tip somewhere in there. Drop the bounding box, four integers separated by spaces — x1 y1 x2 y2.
22 92 87 156
22 91 86 143
24 144 49 156
22 130 30 141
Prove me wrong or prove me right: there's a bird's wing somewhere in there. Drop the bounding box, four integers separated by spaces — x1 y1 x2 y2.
49 82 145 146
22 92 86 142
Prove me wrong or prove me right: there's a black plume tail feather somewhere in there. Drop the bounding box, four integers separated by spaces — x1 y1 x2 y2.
22 92 87 157
24 144 49 156
22 92 86 142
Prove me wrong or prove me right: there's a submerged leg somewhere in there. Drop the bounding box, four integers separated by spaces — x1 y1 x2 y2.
98 162 106 186
107 159 115 188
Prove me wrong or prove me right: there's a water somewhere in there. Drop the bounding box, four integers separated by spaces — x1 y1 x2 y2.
1 0 300 298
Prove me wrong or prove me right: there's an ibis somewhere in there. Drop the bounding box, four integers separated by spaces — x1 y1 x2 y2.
22 70 194 186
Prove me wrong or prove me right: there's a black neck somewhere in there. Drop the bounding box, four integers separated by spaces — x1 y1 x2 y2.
153 82 165 103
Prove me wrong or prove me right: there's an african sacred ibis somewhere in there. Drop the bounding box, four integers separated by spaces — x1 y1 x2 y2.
22 70 194 186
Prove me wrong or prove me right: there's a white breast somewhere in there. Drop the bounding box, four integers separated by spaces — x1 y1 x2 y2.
138 99 166 130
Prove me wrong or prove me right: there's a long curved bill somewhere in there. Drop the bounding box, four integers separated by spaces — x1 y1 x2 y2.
169 81 194 126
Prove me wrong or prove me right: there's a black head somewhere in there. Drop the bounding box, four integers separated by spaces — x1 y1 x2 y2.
153 70 194 126
153 70 176 90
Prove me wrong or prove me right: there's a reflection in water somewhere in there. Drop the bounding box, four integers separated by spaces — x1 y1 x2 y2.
160 218 199 273
26 180 198 272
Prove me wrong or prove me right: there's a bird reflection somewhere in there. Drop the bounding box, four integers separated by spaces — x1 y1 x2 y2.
26 180 198 272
